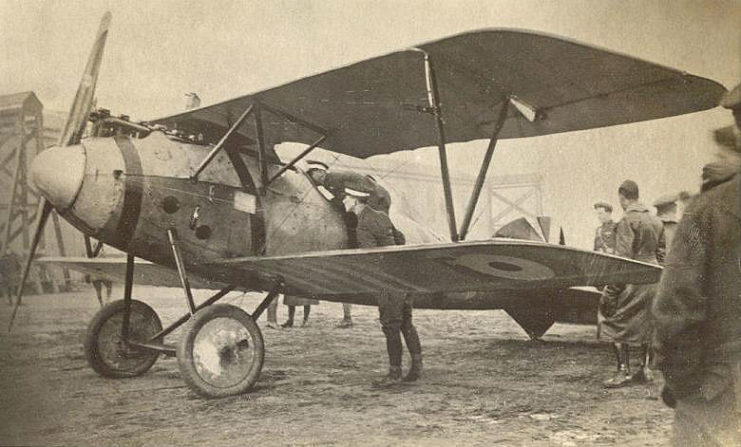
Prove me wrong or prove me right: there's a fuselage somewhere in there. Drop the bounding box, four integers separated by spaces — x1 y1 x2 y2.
32 132 351 287
31 131 443 290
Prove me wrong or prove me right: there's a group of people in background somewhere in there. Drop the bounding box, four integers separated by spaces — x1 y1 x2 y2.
593 83 741 445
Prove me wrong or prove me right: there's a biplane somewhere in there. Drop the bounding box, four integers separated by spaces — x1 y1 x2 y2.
10 13 725 398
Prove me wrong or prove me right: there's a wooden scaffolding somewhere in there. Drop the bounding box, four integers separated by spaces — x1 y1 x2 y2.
0 91 68 293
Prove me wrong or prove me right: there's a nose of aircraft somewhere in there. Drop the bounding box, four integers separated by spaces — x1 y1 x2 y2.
31 144 86 210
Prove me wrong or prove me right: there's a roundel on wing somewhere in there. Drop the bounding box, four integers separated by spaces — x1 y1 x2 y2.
451 254 555 280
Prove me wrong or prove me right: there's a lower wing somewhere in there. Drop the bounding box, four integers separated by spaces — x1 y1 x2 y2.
207 239 661 296
36 257 226 290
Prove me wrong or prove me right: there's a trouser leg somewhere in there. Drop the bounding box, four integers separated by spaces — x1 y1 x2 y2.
267 296 278 324
400 296 422 381
622 343 631 373
640 343 650 367
383 327 403 367
612 343 621 371
92 281 103 306
616 343 630 373
303 305 311 322
378 290 403 368
400 298 421 356
633 343 655 383
282 305 295 328
342 303 352 320
604 343 631 388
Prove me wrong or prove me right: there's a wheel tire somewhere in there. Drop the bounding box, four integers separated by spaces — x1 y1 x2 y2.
177 304 265 398
84 299 163 378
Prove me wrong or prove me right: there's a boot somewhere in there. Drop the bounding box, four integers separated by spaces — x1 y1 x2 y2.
373 366 402 386
631 344 654 383
604 343 632 388
631 366 654 383
403 354 422 382
603 365 632 388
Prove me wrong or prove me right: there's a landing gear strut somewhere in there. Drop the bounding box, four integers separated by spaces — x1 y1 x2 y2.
83 230 283 398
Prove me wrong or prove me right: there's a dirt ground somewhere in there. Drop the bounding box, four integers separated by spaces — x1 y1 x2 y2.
0 286 673 446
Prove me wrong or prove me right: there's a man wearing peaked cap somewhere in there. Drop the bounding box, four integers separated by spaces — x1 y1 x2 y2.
653 194 680 249
306 161 391 214
343 187 370 198
593 201 616 254
342 183 422 386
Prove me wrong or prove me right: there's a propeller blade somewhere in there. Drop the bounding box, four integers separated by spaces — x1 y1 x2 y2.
8 200 54 331
57 11 112 147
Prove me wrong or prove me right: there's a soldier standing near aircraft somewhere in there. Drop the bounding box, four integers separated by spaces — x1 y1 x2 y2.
652 84 741 446
306 161 397 328
592 202 617 254
341 185 422 385
653 194 680 249
599 180 665 388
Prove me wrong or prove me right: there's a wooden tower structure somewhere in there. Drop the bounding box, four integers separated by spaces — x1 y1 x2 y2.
0 91 68 293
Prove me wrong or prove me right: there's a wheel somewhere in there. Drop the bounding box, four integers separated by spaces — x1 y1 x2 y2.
177 304 265 398
84 299 163 378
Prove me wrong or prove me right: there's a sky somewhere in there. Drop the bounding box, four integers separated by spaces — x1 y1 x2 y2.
2 0 740 248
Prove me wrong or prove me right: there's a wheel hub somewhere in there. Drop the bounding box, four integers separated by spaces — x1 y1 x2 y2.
192 319 254 388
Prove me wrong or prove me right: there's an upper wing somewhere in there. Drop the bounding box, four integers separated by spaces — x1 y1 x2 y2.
151 29 725 159
207 239 661 296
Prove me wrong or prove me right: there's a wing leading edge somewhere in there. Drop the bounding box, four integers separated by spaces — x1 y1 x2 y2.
151 29 725 159
207 240 662 296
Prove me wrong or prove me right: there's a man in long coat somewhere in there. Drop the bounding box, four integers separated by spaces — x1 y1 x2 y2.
599 180 665 388
652 83 741 446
